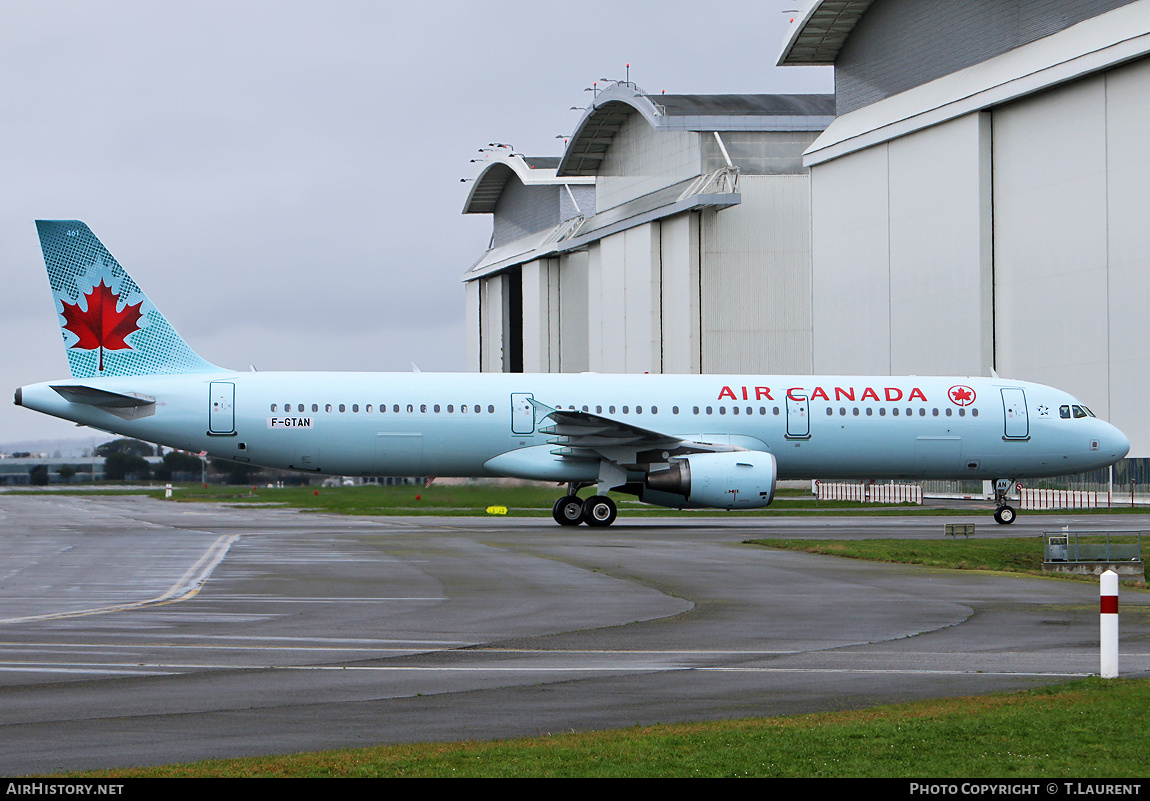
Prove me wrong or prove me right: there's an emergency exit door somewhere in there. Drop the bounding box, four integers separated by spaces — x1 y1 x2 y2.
511 393 535 435
208 382 235 435
786 391 810 439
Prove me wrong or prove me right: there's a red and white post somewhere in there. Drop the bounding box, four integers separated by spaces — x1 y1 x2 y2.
1100 569 1119 679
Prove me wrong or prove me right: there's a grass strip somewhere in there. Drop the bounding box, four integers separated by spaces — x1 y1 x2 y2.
61 678 1150 778
12 483 1150 519
746 537 1147 588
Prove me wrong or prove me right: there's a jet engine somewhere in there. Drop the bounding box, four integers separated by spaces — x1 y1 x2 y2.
644 450 777 510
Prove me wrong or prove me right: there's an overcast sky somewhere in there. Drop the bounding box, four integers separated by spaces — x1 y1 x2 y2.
1 0 831 448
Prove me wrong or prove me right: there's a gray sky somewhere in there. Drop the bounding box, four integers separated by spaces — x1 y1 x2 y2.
1 0 831 447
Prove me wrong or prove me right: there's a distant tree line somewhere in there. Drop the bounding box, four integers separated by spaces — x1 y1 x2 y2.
96 438 204 482
94 438 269 484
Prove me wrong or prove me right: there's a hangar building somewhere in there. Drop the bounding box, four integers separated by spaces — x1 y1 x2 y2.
781 0 1150 465
462 88 835 377
462 0 1149 485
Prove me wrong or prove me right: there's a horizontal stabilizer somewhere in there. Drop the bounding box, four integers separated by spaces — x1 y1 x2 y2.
51 384 156 420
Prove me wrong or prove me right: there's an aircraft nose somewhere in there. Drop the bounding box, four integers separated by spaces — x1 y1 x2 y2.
1104 423 1130 460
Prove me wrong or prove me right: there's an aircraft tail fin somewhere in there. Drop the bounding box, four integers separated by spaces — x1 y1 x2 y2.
35 220 226 378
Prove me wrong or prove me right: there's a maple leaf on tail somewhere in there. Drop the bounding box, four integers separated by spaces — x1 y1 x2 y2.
60 279 144 372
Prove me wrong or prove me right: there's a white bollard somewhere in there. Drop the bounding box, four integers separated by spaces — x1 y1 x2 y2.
165 483 172 499
1100 569 1119 679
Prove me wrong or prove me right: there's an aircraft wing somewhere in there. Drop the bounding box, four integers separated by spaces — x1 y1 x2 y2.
530 399 749 472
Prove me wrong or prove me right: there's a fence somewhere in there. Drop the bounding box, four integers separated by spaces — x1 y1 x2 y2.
1020 488 1106 510
815 481 922 505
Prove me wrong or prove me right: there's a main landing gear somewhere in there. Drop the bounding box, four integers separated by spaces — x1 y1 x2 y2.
552 485 617 527
992 478 1017 525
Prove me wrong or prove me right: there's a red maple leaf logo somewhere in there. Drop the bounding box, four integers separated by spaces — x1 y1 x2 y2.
60 279 143 372
948 385 976 406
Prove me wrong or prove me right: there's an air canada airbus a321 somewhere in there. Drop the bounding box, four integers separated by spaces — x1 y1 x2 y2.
15 221 1130 526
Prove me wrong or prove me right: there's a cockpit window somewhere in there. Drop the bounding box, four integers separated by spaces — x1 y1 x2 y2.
1072 405 1089 418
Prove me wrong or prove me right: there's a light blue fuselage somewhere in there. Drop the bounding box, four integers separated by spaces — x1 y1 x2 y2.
18 371 1129 484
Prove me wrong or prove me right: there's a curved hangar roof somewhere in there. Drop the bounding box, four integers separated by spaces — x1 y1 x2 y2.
777 0 876 65
557 85 835 176
463 150 592 215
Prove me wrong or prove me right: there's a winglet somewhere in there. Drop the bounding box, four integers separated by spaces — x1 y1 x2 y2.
36 220 226 378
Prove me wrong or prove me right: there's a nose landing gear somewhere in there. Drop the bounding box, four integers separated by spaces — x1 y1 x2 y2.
993 505 1016 525
993 478 1017 525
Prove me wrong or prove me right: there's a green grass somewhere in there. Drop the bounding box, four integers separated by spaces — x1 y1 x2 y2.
14 482 1150 519
0 483 991 517
745 536 1147 587
6 483 929 516
747 536 1053 573
60 678 1150 778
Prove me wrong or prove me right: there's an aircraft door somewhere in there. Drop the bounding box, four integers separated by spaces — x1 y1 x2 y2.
208 382 235 435
1001 388 1029 440
511 393 535 435
786 391 810 439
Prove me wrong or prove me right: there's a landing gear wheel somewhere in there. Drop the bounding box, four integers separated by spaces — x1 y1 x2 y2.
581 495 617 527
994 505 1016 525
553 496 584 526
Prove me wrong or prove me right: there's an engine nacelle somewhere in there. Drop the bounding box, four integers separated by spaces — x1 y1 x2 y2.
644 450 777 510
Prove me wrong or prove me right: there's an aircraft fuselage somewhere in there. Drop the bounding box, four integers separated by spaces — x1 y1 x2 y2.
17 371 1128 483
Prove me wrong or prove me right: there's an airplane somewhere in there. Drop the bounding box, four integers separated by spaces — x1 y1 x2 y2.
14 221 1130 526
